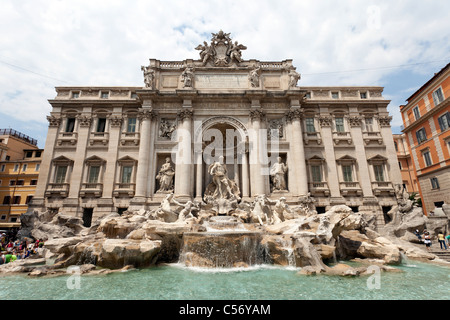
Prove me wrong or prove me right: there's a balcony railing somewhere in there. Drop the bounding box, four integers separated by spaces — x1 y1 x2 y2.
56 132 78 146
45 183 70 197
120 132 140 146
308 181 330 196
339 181 362 196
80 183 103 197
113 183 135 197
89 132 109 146
333 131 352 145
303 132 322 145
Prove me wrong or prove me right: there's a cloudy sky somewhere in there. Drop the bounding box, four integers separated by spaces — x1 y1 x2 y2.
1 0 449 148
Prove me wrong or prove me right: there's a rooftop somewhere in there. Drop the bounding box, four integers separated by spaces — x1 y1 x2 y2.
0 129 38 146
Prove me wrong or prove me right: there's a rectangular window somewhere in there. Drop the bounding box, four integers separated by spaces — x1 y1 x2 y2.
127 118 137 133
35 164 40 171
25 195 33 204
432 88 444 106
101 92 109 99
72 91 80 99
88 166 100 183
97 118 106 133
398 161 402 170
360 92 367 99
423 151 432 167
30 179 38 186
121 166 133 184
373 165 385 182
311 165 322 182
305 118 315 133
13 164 19 172
26 151 33 158
437 112 450 131
9 180 16 186
364 118 374 132
55 166 68 183
430 177 440 189
2 196 10 205
416 128 427 144
13 196 21 205
335 118 345 132
22 164 27 172
66 118 76 133
35 151 41 158
0 164 5 172
413 106 421 120
16 180 24 186
331 92 339 99
342 165 353 182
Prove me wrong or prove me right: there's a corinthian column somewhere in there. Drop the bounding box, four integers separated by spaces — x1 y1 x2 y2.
249 108 267 196
286 108 308 196
134 108 156 201
174 107 194 200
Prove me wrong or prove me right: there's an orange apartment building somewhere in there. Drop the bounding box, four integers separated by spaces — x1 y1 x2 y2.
0 129 42 230
393 133 420 195
400 62 450 215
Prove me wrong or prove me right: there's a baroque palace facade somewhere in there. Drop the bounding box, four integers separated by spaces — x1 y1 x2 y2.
31 31 401 228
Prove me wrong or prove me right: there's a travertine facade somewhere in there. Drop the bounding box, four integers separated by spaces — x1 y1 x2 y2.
31 31 401 228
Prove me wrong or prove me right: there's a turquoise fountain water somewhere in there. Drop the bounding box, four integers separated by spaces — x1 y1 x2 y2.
1 261 448 300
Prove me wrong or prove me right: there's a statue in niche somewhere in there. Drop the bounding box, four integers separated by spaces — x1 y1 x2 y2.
181 66 195 88
288 68 301 88
159 119 176 139
265 196 294 224
206 156 241 201
141 65 155 89
156 157 175 193
270 157 288 191
248 65 261 88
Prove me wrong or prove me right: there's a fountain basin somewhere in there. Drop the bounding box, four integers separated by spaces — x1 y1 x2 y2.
180 231 269 268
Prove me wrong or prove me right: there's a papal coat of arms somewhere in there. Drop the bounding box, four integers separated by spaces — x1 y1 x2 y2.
195 30 247 67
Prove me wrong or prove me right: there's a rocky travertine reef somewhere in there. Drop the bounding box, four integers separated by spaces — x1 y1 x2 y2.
1 202 448 278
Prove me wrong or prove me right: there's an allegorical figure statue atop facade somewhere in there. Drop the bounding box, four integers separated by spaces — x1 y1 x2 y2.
195 41 214 66
181 66 195 88
141 65 155 89
229 41 247 63
288 68 301 88
248 65 261 88
156 157 175 192
270 157 288 191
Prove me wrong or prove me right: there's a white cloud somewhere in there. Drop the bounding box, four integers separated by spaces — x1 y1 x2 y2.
0 0 449 146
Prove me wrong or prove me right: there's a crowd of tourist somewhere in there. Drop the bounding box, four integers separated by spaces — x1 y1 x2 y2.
0 231 44 265
414 229 449 251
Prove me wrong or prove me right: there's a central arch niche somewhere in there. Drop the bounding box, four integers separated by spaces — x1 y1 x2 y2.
194 116 249 199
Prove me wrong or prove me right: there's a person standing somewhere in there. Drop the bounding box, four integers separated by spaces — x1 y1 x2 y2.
423 232 432 251
437 231 447 250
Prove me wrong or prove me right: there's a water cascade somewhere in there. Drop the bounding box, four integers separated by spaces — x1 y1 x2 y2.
180 216 269 268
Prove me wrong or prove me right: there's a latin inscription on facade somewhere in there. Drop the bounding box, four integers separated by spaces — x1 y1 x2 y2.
195 74 248 89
